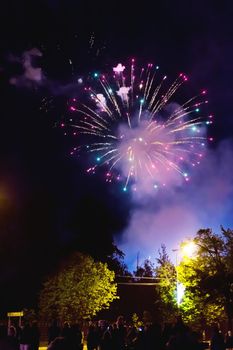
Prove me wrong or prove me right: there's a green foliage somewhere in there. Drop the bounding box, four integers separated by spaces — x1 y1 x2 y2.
178 288 224 328
154 245 178 322
178 228 233 329
39 252 118 323
131 313 143 329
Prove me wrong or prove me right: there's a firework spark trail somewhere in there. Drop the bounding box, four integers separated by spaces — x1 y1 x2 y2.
64 59 213 191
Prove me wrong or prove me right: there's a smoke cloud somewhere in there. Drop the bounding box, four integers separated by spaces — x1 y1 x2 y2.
9 48 44 87
116 139 233 270
7 48 85 96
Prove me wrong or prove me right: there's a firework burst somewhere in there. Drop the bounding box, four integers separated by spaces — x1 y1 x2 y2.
64 59 213 191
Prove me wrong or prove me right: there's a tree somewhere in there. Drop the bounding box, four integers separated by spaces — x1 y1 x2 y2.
105 244 131 276
39 252 118 322
131 313 143 329
154 245 177 322
134 258 155 277
178 228 233 330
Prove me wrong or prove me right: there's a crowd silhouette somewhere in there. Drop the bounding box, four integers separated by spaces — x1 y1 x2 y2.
0 319 39 350
0 314 233 350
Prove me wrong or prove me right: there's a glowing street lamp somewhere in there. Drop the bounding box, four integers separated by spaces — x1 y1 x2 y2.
181 240 197 258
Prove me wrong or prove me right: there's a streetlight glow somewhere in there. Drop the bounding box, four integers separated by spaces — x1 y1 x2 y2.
181 241 197 258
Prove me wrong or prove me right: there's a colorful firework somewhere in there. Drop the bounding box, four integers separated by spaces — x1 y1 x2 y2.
63 59 213 191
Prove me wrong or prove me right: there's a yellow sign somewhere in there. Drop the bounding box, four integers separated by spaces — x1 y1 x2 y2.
7 312 24 317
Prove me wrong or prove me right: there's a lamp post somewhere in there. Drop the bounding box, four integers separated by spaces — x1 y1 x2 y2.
172 248 179 307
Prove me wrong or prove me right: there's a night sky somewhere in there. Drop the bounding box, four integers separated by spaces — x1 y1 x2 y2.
1 0 233 314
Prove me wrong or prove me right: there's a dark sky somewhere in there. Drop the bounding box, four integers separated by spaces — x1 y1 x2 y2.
1 0 233 314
